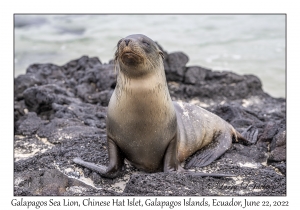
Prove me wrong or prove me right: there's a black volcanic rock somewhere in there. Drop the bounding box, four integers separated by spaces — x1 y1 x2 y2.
164 52 189 82
14 44 286 196
268 131 286 163
15 112 43 136
184 66 210 85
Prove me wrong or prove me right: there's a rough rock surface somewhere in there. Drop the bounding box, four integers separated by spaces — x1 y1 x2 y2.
14 44 286 196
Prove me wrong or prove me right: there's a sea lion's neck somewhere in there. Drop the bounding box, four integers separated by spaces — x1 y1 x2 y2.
116 65 170 100
108 66 175 120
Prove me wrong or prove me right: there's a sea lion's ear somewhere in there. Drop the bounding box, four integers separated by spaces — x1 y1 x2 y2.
159 51 165 59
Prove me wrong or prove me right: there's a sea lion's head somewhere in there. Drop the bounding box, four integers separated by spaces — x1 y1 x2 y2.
115 34 164 77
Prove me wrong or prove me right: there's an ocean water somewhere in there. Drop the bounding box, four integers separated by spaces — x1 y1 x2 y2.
14 14 285 98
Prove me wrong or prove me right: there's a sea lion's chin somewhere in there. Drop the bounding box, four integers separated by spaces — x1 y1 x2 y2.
121 52 142 66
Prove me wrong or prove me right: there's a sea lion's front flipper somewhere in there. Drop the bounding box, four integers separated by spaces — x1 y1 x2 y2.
163 136 183 172
185 131 232 169
73 138 124 179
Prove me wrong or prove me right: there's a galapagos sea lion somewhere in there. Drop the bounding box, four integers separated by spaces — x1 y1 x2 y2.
73 34 251 178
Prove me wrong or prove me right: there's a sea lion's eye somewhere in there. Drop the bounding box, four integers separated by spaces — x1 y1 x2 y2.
142 41 150 47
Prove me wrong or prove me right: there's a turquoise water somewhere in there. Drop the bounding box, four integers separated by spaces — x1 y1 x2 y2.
14 14 285 98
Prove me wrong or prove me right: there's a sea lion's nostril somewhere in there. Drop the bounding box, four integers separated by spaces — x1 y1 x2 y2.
124 39 130 46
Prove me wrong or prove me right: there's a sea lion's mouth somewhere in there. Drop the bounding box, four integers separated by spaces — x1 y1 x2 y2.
120 51 143 66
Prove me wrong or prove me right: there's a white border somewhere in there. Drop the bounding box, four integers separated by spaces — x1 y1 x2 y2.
2 0 297 209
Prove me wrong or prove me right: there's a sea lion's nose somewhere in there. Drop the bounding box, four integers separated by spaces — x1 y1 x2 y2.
124 39 131 46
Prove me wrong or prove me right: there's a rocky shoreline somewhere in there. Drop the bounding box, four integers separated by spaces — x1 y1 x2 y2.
14 44 286 196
